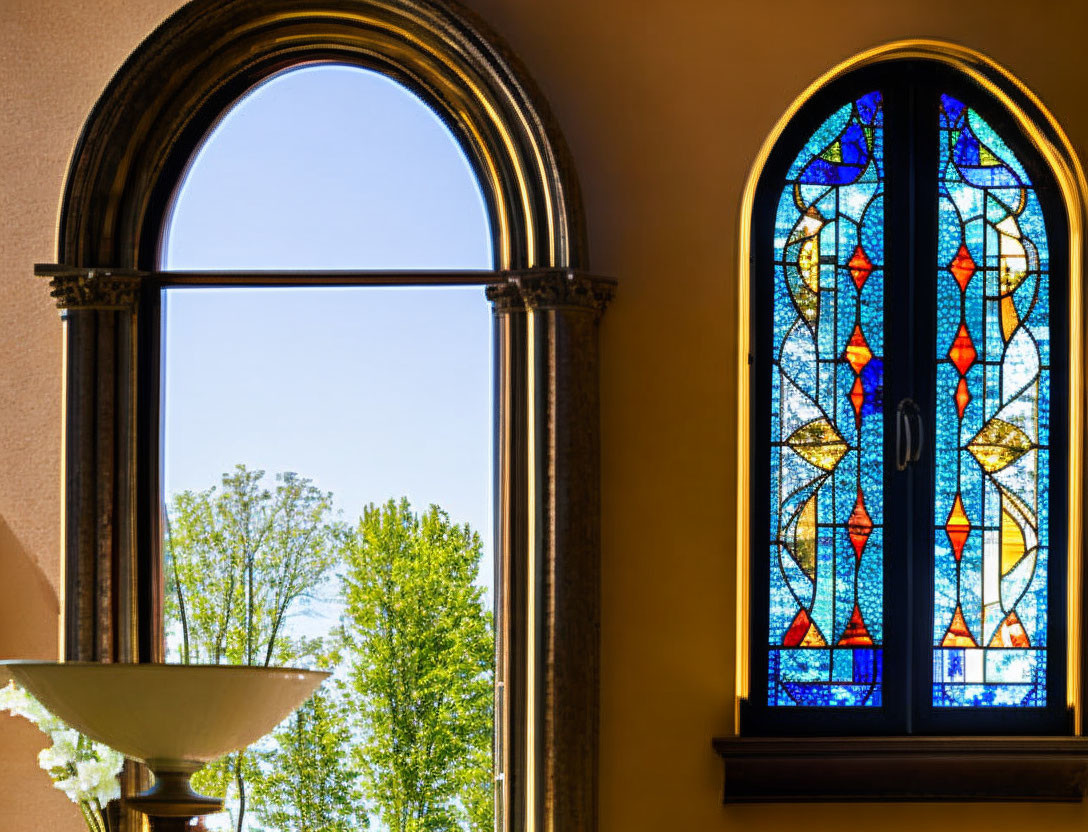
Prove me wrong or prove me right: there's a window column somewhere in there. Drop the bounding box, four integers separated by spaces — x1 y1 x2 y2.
491 270 613 832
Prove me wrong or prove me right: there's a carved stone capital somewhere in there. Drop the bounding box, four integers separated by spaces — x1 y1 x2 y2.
43 268 143 311
514 270 615 316
486 279 525 313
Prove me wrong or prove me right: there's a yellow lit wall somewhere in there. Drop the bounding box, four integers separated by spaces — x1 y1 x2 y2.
2 0 1087 829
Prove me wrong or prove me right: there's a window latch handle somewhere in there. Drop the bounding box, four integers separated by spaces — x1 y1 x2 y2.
895 398 922 471
909 400 924 464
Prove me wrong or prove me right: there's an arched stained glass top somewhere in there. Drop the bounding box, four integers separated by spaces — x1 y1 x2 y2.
162 65 492 270
768 91 885 708
932 94 1051 708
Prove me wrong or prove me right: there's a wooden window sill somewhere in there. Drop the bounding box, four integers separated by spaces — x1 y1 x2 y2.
713 736 1088 802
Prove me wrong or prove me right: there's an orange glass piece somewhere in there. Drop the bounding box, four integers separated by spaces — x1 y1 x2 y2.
988 610 1031 648
945 493 970 562
1000 294 1020 341
850 377 865 422
847 245 874 289
954 377 971 419
948 323 977 376
838 603 874 646
782 608 826 648
847 489 872 561
941 604 978 648
844 325 872 374
949 243 977 291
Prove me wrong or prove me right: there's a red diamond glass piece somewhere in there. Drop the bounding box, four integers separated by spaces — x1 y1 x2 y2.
954 377 971 419
949 244 977 291
948 323 977 376
847 489 873 561
945 494 971 562
849 377 865 422
847 245 874 289
844 326 872 375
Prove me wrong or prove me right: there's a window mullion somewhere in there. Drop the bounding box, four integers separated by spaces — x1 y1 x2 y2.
905 79 942 733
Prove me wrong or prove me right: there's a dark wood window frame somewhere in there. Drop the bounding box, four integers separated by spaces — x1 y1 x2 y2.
36 2 613 831
715 41 1088 802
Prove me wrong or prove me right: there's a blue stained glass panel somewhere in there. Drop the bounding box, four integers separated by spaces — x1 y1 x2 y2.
932 94 1050 708
768 91 884 707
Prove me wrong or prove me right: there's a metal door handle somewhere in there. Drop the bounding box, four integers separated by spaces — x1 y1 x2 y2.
896 398 922 471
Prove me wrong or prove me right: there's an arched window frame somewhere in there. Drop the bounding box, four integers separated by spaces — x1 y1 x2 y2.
718 40 1088 801
35 1 614 830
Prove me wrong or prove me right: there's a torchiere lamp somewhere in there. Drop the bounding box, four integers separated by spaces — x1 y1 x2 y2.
1 662 327 831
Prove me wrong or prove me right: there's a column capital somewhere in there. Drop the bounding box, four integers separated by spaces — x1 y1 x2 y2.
36 265 144 311
485 279 525 313
514 270 615 316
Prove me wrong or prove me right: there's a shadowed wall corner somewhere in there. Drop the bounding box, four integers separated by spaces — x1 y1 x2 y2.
0 512 77 827
0 512 59 660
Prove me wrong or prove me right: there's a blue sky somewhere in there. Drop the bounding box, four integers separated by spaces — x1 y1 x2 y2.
160 65 494 607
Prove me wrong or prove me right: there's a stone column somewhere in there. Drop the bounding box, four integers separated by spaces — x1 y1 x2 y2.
491 270 613 832
42 266 157 832
487 279 530 832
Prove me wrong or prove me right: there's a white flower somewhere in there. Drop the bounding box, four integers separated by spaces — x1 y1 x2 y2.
52 773 82 803
37 743 69 773
50 729 82 763
0 682 63 733
2 682 124 825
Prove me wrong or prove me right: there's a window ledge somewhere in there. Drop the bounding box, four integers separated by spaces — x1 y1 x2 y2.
713 736 1088 802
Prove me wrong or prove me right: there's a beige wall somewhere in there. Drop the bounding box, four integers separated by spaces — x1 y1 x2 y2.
2 0 1088 829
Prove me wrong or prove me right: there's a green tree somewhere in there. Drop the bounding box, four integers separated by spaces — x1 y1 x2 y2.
164 465 341 832
340 498 494 832
246 636 367 832
251 686 368 832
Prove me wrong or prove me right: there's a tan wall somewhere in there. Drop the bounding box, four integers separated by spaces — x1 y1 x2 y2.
2 0 1087 829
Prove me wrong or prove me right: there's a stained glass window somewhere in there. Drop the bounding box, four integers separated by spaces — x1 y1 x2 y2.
932 94 1050 707
769 91 884 707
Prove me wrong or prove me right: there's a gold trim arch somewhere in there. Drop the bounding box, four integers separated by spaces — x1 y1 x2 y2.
734 39 1088 730
56 0 587 272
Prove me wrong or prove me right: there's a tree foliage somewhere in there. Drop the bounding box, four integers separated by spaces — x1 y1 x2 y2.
252 685 368 832
165 464 339 667
166 476 495 832
164 466 342 831
341 498 494 832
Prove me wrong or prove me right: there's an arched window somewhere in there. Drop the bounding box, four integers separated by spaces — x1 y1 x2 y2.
37 1 613 829
720 42 1088 801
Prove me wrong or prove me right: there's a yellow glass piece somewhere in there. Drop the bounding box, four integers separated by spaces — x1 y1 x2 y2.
979 144 1001 166
821 141 843 163
798 237 820 293
967 418 1033 473
1000 294 1020 341
800 621 828 647
791 494 818 579
1001 501 1027 575
787 418 848 472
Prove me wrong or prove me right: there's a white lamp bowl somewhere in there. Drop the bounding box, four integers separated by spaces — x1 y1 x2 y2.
0 662 328 771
